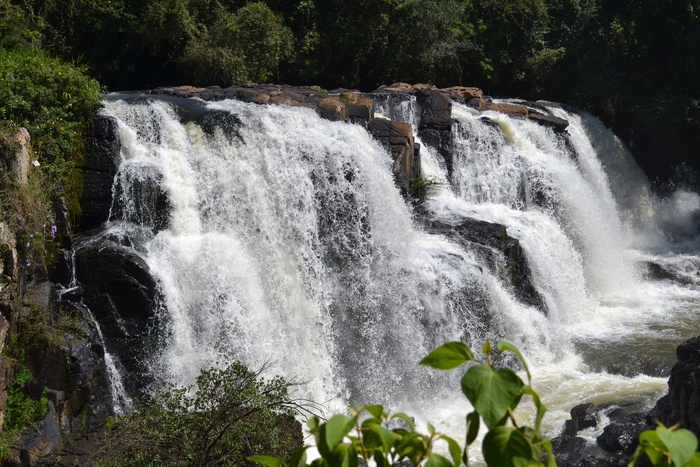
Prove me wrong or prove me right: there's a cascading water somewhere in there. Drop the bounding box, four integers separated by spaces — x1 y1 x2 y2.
99 93 700 451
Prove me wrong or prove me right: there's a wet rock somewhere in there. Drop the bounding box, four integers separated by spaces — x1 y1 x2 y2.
79 114 121 232
596 413 652 454
369 118 419 194
74 230 160 395
651 335 700 436
641 261 695 285
551 435 588 466
425 218 546 313
528 111 570 133
415 89 452 130
111 165 171 233
565 403 598 436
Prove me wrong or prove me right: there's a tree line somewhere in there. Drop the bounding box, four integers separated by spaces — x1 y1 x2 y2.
2 0 700 181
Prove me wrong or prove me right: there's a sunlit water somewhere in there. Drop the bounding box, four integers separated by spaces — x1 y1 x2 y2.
101 95 700 458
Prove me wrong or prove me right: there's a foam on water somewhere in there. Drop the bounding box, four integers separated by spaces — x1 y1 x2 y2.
101 95 700 455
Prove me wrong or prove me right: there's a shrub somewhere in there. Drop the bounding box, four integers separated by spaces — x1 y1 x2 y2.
0 340 49 459
92 361 304 466
0 48 102 184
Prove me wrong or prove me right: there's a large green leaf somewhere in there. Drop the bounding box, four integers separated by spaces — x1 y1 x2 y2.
439 434 462 466
363 424 396 452
497 341 531 382
461 365 523 429
425 453 455 467
247 455 283 467
325 443 358 467
482 426 533 467
326 414 355 447
657 426 698 466
466 410 480 445
420 342 475 369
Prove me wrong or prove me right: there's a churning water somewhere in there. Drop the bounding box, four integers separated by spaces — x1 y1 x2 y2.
101 95 700 449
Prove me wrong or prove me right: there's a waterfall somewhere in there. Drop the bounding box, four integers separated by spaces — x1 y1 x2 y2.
99 94 700 443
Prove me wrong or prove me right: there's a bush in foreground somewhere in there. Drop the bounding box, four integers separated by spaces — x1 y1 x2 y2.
92 361 303 467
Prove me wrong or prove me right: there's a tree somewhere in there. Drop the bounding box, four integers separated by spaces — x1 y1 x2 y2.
93 361 304 466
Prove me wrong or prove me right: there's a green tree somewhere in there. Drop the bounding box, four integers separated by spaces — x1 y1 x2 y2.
180 2 294 85
93 361 303 466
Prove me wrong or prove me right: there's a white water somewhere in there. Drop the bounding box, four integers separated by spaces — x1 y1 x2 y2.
101 95 700 450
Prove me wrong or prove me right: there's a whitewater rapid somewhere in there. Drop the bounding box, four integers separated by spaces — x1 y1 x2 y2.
100 94 700 452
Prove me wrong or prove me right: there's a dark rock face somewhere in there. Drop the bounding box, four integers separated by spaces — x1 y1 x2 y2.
74 230 161 395
369 118 419 194
596 413 652 454
565 403 598 436
425 218 546 312
415 89 454 176
651 336 700 436
79 114 121 232
111 165 171 233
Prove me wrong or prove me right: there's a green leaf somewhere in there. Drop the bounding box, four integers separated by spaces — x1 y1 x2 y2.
391 412 416 431
439 434 462 467
687 452 700 466
364 404 384 420
425 453 455 467
363 424 396 452
247 455 284 467
324 414 355 449
288 446 308 467
497 341 531 382
482 426 533 467
461 365 524 429
482 340 493 355
466 411 480 446
420 342 475 369
656 426 698 466
521 386 546 433
326 443 358 467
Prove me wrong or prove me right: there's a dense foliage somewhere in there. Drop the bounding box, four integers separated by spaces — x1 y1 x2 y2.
1 0 697 181
92 361 303 466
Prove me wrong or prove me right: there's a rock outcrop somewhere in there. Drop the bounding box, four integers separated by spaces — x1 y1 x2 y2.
425 218 547 312
78 114 121 232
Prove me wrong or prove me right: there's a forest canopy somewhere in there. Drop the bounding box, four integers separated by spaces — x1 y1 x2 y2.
2 0 700 181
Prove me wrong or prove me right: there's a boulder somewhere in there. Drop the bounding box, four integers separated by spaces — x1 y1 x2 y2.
415 89 452 130
342 92 374 126
528 111 569 133
318 97 347 121
651 336 700 436
74 230 160 395
596 413 652 454
443 86 484 103
564 403 598 436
